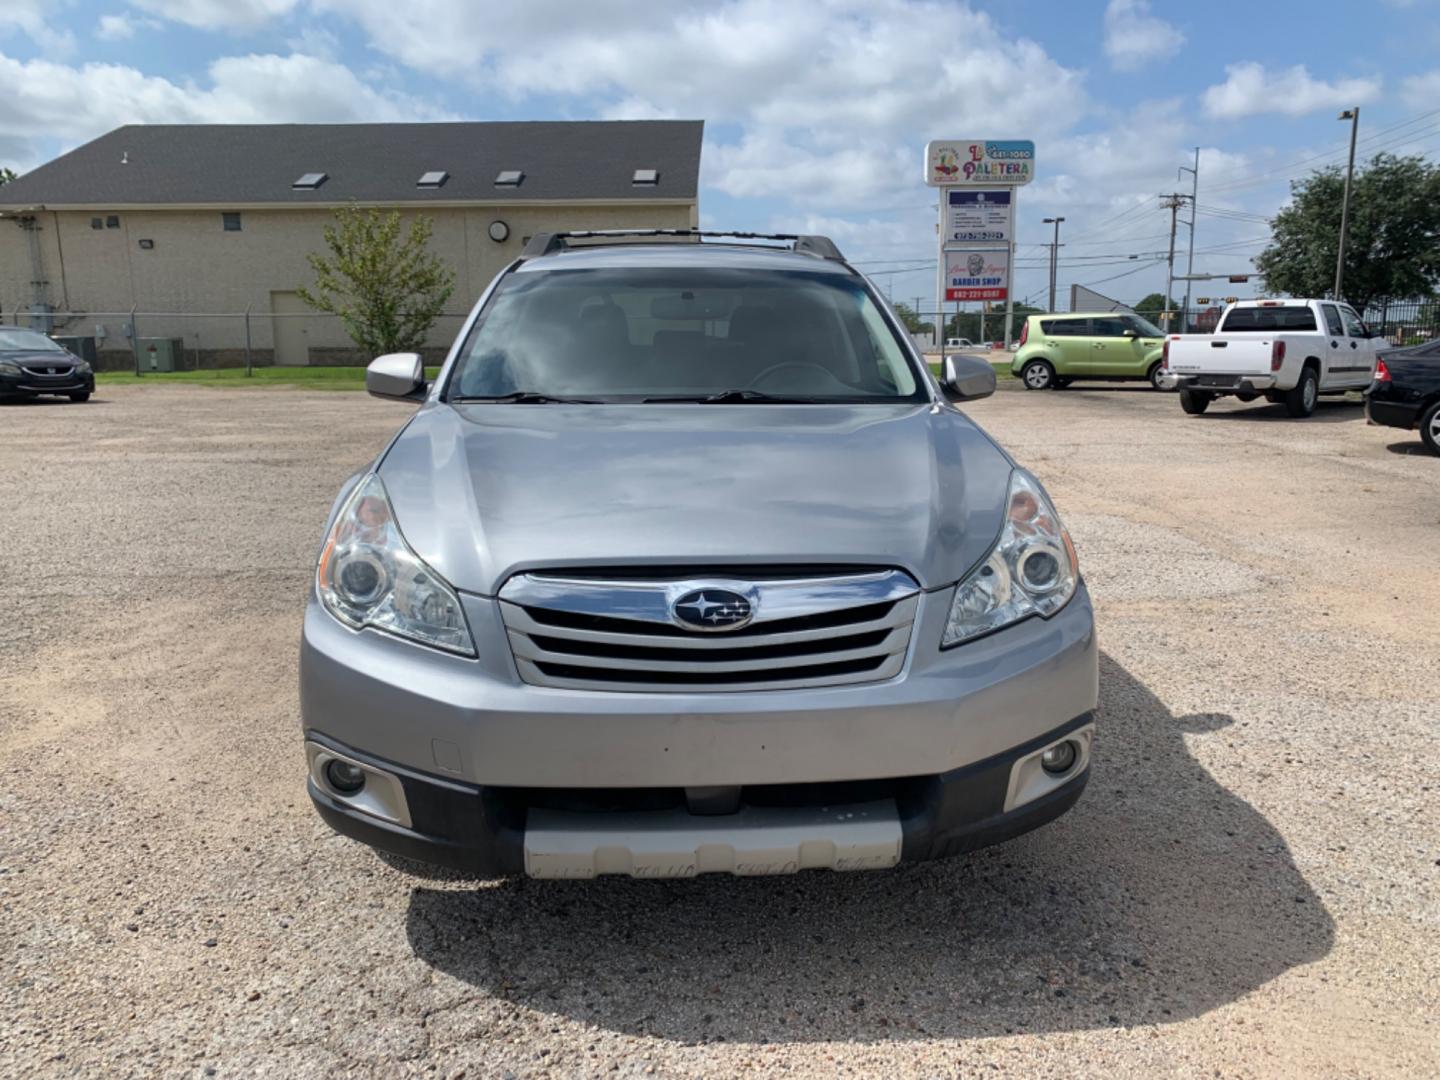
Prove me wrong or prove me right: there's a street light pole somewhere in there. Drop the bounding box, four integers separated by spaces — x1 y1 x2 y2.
1043 216 1064 312
1335 107 1360 301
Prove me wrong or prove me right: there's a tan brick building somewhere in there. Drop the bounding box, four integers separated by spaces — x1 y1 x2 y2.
0 121 701 367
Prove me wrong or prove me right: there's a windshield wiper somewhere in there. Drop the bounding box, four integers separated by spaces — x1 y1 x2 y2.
449 391 600 404
641 389 821 404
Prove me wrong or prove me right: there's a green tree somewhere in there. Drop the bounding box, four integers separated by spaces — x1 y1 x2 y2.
1256 153 1440 312
1133 292 1179 319
297 205 456 356
890 300 933 336
0 167 17 186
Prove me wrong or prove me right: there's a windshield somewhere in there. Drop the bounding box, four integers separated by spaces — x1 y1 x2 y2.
1124 314 1165 338
0 328 64 353
447 267 925 402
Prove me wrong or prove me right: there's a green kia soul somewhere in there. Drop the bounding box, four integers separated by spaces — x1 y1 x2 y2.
1011 313 1168 390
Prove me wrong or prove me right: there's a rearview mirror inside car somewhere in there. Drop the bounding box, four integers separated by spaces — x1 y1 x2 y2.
941 353 996 403
366 353 426 401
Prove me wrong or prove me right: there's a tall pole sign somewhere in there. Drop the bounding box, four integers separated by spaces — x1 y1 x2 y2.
925 140 1034 350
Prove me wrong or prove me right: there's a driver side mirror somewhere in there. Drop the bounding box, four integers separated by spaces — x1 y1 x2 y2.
366 353 426 401
1122 328 1139 338
941 354 997 403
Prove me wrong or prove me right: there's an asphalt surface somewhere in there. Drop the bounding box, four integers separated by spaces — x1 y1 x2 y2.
2 384 1437 1077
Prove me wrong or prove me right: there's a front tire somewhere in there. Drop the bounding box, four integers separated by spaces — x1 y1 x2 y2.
1179 388 1212 415
1284 367 1319 418
1021 360 1055 391
1421 400 1440 456
69 392 91 403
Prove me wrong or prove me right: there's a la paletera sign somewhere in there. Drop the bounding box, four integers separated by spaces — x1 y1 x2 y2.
924 140 1035 186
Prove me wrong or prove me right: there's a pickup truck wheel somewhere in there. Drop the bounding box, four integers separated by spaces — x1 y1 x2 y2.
1179 388 1212 415
1021 360 1055 391
1147 361 1165 390
1284 367 1319 418
1421 400 1440 456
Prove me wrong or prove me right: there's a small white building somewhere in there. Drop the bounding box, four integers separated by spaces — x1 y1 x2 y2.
0 120 702 367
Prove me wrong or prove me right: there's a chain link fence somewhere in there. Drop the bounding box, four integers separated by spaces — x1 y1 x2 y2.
0 308 472 373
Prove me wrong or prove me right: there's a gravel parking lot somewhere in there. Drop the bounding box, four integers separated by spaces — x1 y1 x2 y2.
3 384 1437 1077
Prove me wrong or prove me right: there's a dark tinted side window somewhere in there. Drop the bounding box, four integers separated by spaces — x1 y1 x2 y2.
1090 317 1129 337
1220 306 1318 332
1321 304 1344 336
1041 319 1090 336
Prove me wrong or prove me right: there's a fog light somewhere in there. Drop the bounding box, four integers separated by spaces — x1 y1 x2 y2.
1040 740 1077 775
325 759 366 794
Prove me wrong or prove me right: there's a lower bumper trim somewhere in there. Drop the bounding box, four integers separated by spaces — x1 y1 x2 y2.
305 711 1095 878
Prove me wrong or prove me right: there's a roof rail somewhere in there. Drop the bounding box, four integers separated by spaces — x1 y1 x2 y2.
520 229 846 263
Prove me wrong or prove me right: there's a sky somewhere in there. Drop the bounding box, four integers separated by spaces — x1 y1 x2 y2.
3 0 1438 315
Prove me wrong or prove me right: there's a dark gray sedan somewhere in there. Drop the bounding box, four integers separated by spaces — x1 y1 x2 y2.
0 327 95 402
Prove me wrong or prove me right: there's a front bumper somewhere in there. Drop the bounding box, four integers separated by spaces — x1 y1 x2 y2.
0 370 94 396
307 714 1094 878
300 582 1097 788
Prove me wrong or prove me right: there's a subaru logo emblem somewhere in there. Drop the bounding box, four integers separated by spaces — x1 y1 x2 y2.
671 588 754 632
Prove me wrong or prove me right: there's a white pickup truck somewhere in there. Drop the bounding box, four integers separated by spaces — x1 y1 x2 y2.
1160 298 1380 417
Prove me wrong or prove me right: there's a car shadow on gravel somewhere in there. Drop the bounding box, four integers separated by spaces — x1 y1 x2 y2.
403 653 1334 1043
1198 400 1365 423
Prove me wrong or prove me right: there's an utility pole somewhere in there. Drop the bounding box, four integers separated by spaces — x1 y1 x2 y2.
1159 193 1188 331
1042 216 1065 312
1179 148 1198 332
1335 107 1360 301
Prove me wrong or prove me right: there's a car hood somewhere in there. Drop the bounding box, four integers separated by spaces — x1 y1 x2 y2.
378 402 1013 595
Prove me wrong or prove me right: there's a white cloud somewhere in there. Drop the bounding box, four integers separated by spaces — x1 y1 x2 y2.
1401 68 1440 107
1201 62 1380 119
0 51 449 171
312 0 1087 207
96 14 137 40
130 0 301 30
1103 0 1184 72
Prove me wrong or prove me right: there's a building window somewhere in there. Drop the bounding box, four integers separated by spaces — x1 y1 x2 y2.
105 215 120 229
222 212 242 232
91 217 103 230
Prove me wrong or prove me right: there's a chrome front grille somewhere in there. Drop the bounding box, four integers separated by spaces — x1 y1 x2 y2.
21 365 74 379
499 569 921 692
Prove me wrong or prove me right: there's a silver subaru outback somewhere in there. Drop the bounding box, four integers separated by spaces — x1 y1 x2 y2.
300 230 1097 879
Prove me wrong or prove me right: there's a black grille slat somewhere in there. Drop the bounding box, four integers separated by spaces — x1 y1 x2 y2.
528 628 891 663
522 598 899 639
533 655 887 686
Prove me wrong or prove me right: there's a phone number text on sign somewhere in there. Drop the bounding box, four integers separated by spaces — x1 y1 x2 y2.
945 249 1009 302
948 189 1012 244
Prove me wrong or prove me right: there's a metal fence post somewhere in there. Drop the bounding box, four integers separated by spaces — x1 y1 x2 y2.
244 306 253 377
129 305 140 376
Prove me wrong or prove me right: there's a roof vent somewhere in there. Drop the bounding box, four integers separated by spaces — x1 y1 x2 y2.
417 170 448 189
292 172 328 190
632 168 659 186
494 170 524 187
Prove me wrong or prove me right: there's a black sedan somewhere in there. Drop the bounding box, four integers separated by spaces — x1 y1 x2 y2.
0 327 95 403
1366 338 1440 455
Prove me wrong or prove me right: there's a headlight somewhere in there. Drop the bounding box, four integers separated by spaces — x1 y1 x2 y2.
942 469 1078 647
316 473 475 656
72 360 92 373
0 361 20 376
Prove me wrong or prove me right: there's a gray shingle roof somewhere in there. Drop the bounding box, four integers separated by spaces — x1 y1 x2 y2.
0 121 703 207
